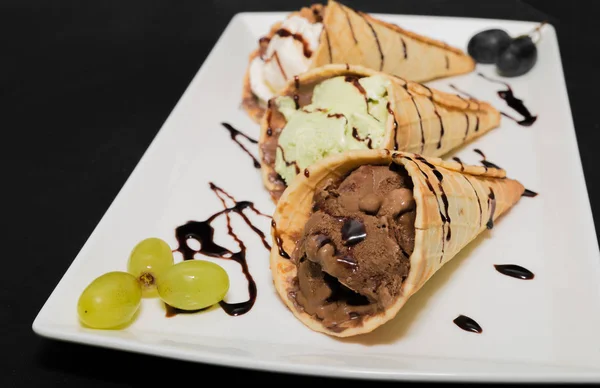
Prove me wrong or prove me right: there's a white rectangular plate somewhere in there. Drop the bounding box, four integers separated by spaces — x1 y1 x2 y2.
33 11 600 382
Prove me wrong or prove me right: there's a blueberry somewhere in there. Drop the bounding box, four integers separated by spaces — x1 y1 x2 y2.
467 29 512 64
496 35 538 77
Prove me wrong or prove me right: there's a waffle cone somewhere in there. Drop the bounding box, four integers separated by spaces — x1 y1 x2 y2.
271 149 524 337
259 64 500 202
242 1 475 123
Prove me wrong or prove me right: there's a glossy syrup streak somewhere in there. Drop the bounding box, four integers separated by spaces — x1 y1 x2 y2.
477 73 538 126
486 188 496 229
473 148 502 170
421 85 445 149
221 123 260 168
453 315 483 333
404 156 447 263
387 102 399 150
494 264 535 280
341 5 358 44
417 156 452 243
172 183 271 317
352 127 373 148
358 12 384 70
452 157 465 171
272 220 290 259
275 28 313 58
277 145 300 174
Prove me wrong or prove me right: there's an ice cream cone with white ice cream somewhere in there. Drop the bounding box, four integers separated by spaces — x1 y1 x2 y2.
242 1 476 122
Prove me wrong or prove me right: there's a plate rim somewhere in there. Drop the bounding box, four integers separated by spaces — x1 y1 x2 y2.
32 11 600 383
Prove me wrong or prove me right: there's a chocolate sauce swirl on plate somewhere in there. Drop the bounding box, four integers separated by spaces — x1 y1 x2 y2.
172 183 271 317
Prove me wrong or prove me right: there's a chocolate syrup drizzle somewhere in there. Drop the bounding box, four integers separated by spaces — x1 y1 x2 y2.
463 113 470 141
324 26 333 63
352 127 373 148
422 85 445 149
487 188 496 229
494 264 535 280
401 38 407 59
473 148 502 170
221 123 260 168
449 84 480 134
173 183 271 317
277 145 300 174
445 54 450 70
453 315 483 333
275 28 313 58
341 5 358 44
359 12 384 70
272 220 290 259
402 85 425 152
387 102 399 150
462 175 482 228
417 156 452 243
452 156 465 171
404 156 447 262
478 73 537 126
522 189 538 197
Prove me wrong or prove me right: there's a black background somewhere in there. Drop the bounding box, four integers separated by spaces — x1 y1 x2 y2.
4 0 598 386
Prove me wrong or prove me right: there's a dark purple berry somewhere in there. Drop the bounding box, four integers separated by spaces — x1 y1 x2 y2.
467 29 512 64
496 36 537 77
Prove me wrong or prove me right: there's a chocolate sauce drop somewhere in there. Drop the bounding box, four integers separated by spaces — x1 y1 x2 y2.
272 220 290 259
294 75 300 89
304 168 310 177
453 315 483 333
352 127 373 148
473 149 486 159
344 76 366 95
494 264 535 280
359 12 384 70
293 94 299 109
478 73 537 126
486 188 496 229
173 183 271 317
221 123 260 169
522 189 538 197
341 218 367 246
275 28 313 58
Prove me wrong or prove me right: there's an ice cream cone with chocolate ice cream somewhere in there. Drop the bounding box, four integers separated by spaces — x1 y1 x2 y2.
270 149 524 337
259 64 500 202
242 0 476 122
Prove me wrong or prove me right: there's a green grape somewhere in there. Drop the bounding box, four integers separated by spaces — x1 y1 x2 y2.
77 271 142 329
157 260 229 311
127 237 174 298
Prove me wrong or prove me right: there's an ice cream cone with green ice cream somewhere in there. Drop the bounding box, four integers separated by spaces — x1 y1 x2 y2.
259 64 501 202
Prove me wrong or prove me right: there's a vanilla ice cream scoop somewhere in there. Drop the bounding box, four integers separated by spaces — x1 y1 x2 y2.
249 15 323 103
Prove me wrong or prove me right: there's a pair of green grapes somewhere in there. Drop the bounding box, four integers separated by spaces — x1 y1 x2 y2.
77 237 230 329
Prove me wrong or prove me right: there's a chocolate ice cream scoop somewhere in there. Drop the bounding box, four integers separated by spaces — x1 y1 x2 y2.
290 164 416 331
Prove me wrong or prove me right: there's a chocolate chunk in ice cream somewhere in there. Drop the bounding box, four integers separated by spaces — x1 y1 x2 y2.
290 163 416 331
